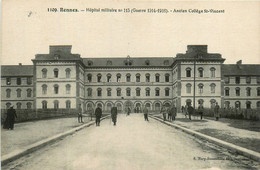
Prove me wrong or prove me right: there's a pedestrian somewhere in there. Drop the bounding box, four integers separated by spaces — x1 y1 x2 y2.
171 104 177 121
95 105 102 126
161 105 167 121
4 105 17 130
89 107 94 121
111 107 118 126
167 107 172 121
187 104 194 120
184 105 188 118
78 104 83 123
181 106 184 113
198 104 204 120
214 102 220 121
127 107 131 116
143 106 149 121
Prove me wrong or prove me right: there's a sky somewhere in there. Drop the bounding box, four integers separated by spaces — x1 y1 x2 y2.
1 0 260 65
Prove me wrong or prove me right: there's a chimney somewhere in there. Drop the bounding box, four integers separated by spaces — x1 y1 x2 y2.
19 63 22 66
236 60 242 69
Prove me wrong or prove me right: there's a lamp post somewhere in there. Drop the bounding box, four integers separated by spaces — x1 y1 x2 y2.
193 55 196 109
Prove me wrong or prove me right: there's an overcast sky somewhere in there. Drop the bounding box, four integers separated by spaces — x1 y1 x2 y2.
1 1 260 65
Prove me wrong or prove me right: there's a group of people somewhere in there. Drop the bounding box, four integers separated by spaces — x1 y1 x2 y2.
160 104 177 121
78 104 103 126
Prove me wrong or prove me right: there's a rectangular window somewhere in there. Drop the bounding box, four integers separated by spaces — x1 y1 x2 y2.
224 77 230 84
126 76 131 82
165 75 169 82
165 89 169 96
235 77 240 84
247 89 251 96
146 76 150 82
88 76 92 82
155 76 160 82
17 78 21 85
97 90 102 96
136 90 140 96
126 90 131 96
27 77 32 85
97 76 101 82
236 89 240 96
54 71 58 78
146 90 150 96
117 90 121 96
155 90 160 96
186 70 191 77
54 86 59 94
225 89 229 96
136 76 140 82
107 90 111 96
6 77 11 85
246 77 251 84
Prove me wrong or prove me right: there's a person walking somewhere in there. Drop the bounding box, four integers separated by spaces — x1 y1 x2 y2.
214 102 220 121
95 106 102 126
143 106 149 121
78 104 83 123
187 104 194 120
171 104 177 121
184 105 188 118
198 104 204 120
4 105 17 130
89 107 94 121
161 105 167 121
127 107 131 116
111 107 118 126
167 107 172 121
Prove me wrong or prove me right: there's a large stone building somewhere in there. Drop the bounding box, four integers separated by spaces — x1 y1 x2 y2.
1 45 260 114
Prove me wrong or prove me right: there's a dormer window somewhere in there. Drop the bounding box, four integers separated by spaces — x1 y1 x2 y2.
107 60 112 66
54 54 60 60
124 55 133 66
145 60 150 66
88 61 93 66
164 60 169 65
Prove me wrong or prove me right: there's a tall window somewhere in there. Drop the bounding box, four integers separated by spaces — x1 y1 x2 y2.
145 88 150 96
53 68 59 78
65 68 71 78
136 74 140 82
210 67 216 78
17 102 22 109
246 87 251 96
225 87 230 96
257 87 260 96
235 76 240 84
136 88 140 96
27 77 32 85
246 77 251 84
42 100 47 109
186 68 191 77
54 84 59 94
198 84 203 94
257 77 260 84
165 74 170 82
126 74 131 82
107 74 112 82
117 88 121 96
145 74 150 82
246 101 251 109
42 68 47 78
27 89 32 97
210 83 216 93
17 78 21 85
87 74 92 82
6 77 11 85
186 84 191 94
155 74 160 82
97 88 102 96
165 88 170 96
27 102 32 109
87 88 92 96
54 100 59 109
66 84 71 94
66 100 71 109
117 74 121 82
97 74 102 82
155 88 160 96
17 89 21 98
198 68 203 77
235 87 240 96
224 77 230 84
42 84 47 95
107 88 112 96
126 88 131 96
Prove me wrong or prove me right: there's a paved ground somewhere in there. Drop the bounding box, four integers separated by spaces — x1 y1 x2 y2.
2 114 259 170
1 116 92 156
154 113 260 153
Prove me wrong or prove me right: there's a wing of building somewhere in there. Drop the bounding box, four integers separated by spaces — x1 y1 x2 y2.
1 45 260 114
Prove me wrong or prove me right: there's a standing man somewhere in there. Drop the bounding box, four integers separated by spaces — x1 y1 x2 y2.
167 107 172 121
187 104 194 120
4 105 17 130
143 106 149 121
171 104 177 121
214 102 220 121
78 104 83 123
111 107 118 126
161 105 167 121
127 107 131 116
198 103 204 120
95 105 102 126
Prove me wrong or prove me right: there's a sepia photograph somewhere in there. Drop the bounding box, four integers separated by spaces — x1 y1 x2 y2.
1 0 260 169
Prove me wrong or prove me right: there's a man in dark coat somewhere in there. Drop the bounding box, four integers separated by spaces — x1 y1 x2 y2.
214 102 220 121
78 104 83 123
143 107 149 121
95 106 102 126
187 104 194 120
127 107 131 116
171 104 177 121
4 105 17 130
198 104 204 120
111 107 118 125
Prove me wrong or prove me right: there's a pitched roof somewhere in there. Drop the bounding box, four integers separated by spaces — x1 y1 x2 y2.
1 65 33 76
222 64 260 76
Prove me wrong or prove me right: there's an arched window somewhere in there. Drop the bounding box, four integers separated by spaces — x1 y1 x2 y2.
155 103 161 111
210 99 216 109
136 88 141 96
145 73 150 82
27 102 32 109
210 83 216 93
246 87 251 96
117 88 121 96
186 68 192 77
6 89 11 98
66 100 71 109
107 74 112 82
246 101 251 109
97 88 102 96
126 73 131 82
87 88 92 97
54 100 59 109
155 87 160 96
42 84 47 95
27 89 32 97
116 103 122 112
97 74 102 82
65 68 71 78
165 74 170 82
42 100 47 109
210 67 216 78
54 84 59 94
42 68 47 78
87 74 92 82
16 89 21 98
224 77 230 84
258 87 260 96
224 101 230 109
107 88 112 96
165 87 170 96
186 83 192 94
107 103 112 111
145 88 150 96
116 74 121 82
225 87 230 96
87 103 93 110
145 103 151 110
136 73 140 82
53 68 59 78
235 101 241 109
16 102 22 109
126 88 131 96
198 67 203 77
198 84 204 94
155 73 160 82
235 87 240 96
66 84 71 94
246 76 251 84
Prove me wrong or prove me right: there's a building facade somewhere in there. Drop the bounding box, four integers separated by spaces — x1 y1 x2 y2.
1 45 260 113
